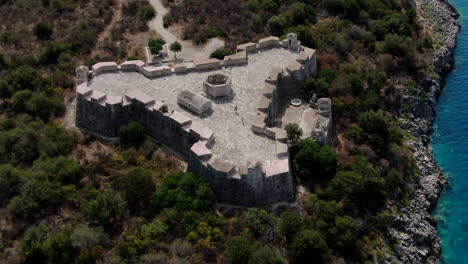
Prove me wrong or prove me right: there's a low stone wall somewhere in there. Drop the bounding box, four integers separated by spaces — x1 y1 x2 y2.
76 34 318 207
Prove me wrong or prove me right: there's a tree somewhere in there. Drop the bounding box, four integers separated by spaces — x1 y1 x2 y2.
82 190 124 225
279 212 304 240
33 156 82 185
245 208 278 241
137 4 155 21
71 225 105 250
153 172 216 211
148 38 165 55
304 78 329 97
8 175 65 218
33 22 53 40
21 224 49 262
382 34 413 58
119 121 145 146
38 124 75 157
42 231 74 264
267 15 287 36
170 41 182 59
118 167 155 211
289 229 329 263
328 216 357 251
210 49 232 60
249 246 286 264
293 139 338 179
285 123 303 143
224 235 256 264
0 164 24 203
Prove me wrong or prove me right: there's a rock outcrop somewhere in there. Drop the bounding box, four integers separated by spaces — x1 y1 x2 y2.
383 0 460 263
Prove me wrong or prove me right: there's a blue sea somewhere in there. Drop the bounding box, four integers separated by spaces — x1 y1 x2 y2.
432 0 468 263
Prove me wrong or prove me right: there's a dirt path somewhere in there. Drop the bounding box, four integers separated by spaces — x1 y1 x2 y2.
90 0 124 58
147 0 225 62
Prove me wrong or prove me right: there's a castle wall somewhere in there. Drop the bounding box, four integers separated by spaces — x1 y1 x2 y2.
76 36 318 207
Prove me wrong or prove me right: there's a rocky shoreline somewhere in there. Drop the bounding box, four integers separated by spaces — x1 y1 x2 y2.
384 0 461 263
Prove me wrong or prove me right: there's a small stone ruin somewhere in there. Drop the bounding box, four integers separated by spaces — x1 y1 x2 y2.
177 90 212 115
203 73 232 98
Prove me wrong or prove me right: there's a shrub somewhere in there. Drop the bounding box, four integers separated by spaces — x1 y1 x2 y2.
210 49 232 60
170 41 182 58
42 231 74 264
285 123 302 143
148 38 165 54
279 212 304 240
117 167 155 211
8 175 65 218
153 172 216 211
33 22 53 40
293 139 338 180
249 246 286 264
38 124 75 157
119 121 145 146
304 78 329 97
245 208 278 241
82 191 124 225
137 4 156 21
224 235 256 264
289 229 329 263
33 156 82 185
71 225 105 250
0 164 24 204
381 33 412 58
267 15 287 36
21 224 49 262
285 25 317 48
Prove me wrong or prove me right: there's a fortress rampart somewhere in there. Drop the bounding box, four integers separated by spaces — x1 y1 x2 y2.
75 34 318 207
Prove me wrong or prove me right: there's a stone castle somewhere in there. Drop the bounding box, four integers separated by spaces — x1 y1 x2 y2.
75 34 332 207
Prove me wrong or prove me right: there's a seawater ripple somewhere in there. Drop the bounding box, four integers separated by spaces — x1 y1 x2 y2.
433 0 468 263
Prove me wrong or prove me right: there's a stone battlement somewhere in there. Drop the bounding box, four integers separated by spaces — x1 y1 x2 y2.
75 34 318 207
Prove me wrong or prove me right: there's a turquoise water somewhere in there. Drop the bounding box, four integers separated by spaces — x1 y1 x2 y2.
432 0 468 263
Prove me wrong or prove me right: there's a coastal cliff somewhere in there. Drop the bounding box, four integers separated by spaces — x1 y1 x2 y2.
385 0 460 263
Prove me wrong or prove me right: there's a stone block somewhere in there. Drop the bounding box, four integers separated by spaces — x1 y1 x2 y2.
194 58 221 71
258 36 280 49
236 42 257 53
208 159 236 175
140 65 172 78
92 62 119 75
90 90 106 103
223 51 247 66
252 112 266 134
125 90 155 106
170 111 192 127
276 141 288 157
173 63 188 73
266 67 282 84
264 158 289 177
105 95 122 106
190 121 215 143
256 95 271 113
275 129 287 143
76 82 92 97
120 60 145 71
177 90 212 115
262 83 275 98
191 140 212 160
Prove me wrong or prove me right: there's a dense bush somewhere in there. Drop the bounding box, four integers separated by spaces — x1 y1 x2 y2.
288 229 329 263
117 167 155 211
82 191 124 225
137 4 155 21
210 49 232 60
153 172 216 211
224 235 256 264
148 38 165 55
0 164 24 204
119 121 145 146
249 246 286 264
33 156 82 185
21 224 49 262
293 139 338 180
33 22 53 40
279 212 304 240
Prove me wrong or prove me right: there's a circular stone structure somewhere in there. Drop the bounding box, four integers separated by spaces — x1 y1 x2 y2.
203 73 232 98
291 98 302 106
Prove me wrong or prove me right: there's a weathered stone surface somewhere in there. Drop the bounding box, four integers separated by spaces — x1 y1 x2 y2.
177 90 212 115
203 73 232 98
236 42 257 53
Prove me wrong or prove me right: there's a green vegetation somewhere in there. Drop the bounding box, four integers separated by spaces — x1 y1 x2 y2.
170 41 182 58
210 49 233 60
148 38 165 55
0 0 428 262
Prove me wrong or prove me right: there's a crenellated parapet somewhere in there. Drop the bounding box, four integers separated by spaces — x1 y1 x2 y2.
75 34 319 207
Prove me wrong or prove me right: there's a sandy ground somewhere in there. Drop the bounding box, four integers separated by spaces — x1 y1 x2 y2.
147 0 225 62
90 48 300 167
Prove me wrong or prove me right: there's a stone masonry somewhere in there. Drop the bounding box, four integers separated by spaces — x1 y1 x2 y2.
75 34 322 207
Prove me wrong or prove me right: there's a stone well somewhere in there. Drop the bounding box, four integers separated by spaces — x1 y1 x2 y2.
203 73 232 98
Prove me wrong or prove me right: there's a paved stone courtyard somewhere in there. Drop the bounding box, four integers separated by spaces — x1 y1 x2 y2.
90 48 299 166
